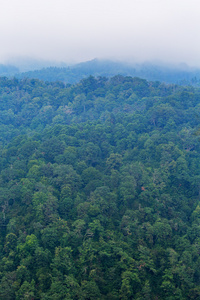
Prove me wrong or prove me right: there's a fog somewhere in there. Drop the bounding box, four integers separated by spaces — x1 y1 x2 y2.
1 0 200 67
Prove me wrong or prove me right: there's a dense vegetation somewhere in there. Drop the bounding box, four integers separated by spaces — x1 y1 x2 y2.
0 75 200 299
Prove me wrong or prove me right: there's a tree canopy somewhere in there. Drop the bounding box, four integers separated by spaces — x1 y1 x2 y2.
0 75 200 299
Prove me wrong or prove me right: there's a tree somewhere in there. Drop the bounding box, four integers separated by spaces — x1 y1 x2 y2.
15 280 35 300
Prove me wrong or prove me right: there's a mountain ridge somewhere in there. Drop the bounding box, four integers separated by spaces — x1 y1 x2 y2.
2 58 200 85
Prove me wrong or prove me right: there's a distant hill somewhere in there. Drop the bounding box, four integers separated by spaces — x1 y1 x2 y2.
14 59 200 85
0 64 19 76
3 58 200 85
3 57 68 72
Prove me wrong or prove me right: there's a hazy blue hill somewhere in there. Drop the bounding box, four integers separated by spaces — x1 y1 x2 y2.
14 59 200 85
4 57 68 72
0 64 19 76
15 59 136 83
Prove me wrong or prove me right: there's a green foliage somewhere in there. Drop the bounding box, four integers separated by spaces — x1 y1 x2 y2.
0 75 200 299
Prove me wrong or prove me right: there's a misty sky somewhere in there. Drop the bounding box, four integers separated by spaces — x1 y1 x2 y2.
1 0 200 66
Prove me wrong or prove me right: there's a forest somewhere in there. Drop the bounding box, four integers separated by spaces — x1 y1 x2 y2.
0 75 200 299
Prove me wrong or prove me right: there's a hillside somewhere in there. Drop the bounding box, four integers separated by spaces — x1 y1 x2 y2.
0 75 200 299
2 58 200 85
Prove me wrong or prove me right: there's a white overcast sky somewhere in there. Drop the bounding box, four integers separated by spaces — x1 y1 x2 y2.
0 0 200 66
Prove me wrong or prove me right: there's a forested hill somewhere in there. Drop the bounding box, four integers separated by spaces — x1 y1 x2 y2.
12 59 200 85
1 75 200 299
